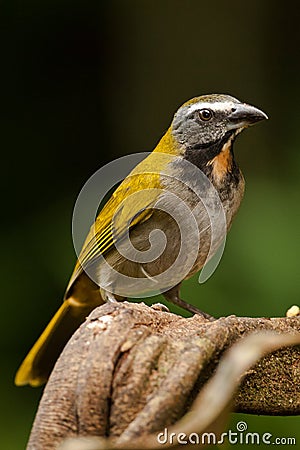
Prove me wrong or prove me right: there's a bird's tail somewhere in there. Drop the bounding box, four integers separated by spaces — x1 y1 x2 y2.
15 298 94 387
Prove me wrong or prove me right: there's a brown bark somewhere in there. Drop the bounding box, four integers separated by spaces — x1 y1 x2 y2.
27 302 300 450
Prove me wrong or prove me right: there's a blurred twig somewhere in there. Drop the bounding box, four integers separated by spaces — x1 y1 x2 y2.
26 302 300 450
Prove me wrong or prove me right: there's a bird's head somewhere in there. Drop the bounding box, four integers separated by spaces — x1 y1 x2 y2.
171 94 268 168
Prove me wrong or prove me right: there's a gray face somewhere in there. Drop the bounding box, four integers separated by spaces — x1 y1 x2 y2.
171 94 267 149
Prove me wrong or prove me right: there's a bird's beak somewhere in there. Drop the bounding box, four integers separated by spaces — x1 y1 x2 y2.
227 103 268 130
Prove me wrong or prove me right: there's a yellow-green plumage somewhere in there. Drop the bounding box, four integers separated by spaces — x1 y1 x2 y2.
67 132 179 290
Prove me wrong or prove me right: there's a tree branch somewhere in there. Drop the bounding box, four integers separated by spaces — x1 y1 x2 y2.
26 302 300 450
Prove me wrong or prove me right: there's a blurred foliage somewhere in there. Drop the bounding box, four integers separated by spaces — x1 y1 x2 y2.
1 0 299 448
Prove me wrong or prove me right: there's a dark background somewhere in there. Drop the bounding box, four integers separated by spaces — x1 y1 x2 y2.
1 1 300 448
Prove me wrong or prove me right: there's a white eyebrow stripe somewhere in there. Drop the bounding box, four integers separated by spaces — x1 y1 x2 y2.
187 101 236 113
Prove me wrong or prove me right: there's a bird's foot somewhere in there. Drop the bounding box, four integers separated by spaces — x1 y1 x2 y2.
151 303 170 312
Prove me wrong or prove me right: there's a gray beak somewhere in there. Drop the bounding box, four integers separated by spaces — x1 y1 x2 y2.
227 103 268 130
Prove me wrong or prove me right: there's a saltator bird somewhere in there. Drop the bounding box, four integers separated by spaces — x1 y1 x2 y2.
15 94 267 386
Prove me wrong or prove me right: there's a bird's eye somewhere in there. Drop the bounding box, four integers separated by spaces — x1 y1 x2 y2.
197 108 213 121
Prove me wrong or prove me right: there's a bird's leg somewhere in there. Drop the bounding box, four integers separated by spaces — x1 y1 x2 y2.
100 288 125 304
162 284 215 321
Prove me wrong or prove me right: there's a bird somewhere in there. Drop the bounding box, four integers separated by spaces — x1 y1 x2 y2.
15 94 268 386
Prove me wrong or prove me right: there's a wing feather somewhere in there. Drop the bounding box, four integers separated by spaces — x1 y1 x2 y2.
66 170 161 293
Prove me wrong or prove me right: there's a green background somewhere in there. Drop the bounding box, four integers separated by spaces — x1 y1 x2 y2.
1 0 299 448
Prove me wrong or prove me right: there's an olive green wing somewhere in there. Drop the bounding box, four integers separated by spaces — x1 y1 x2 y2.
66 170 161 293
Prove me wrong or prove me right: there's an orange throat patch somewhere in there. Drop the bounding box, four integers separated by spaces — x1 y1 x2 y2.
207 139 233 185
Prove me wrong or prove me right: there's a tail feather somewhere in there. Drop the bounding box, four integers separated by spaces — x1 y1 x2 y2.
15 299 91 387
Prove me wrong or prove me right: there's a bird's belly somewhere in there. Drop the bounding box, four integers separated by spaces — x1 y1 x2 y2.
97 216 222 298
96 175 244 297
